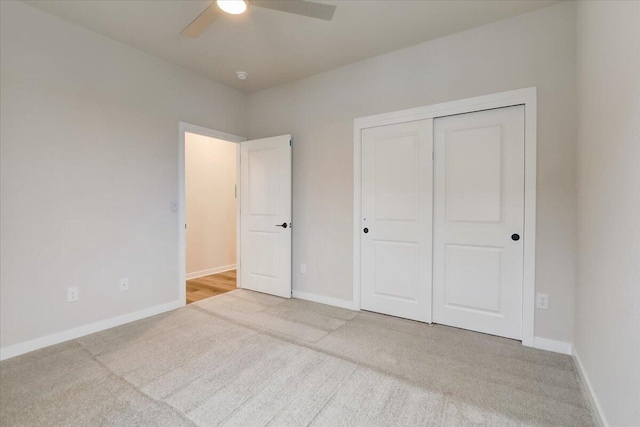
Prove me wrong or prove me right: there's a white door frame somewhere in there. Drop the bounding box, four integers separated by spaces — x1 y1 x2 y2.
353 87 537 347
178 122 246 306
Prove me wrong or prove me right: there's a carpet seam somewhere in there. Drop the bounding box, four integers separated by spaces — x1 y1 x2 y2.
189 305 463 396
191 302 594 425
303 366 359 427
190 303 586 408
76 337 199 427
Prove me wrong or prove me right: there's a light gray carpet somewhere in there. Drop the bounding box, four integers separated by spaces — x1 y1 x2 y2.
0 289 595 426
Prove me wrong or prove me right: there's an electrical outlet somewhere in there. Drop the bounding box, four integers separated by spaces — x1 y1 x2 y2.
67 287 79 303
119 277 129 292
300 264 307 274
536 293 549 309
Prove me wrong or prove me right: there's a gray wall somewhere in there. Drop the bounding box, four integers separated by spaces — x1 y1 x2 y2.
248 2 577 343
0 1 247 348
574 1 640 425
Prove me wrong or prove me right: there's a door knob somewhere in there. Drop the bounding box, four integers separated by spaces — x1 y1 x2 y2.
276 222 288 229
363 228 369 234
511 233 520 241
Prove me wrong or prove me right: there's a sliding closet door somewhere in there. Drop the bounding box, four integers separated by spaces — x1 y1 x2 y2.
360 120 433 322
432 106 525 339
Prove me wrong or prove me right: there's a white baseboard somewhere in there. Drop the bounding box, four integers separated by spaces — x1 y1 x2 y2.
0 299 183 361
292 290 359 311
533 337 573 355
186 264 236 280
573 348 608 427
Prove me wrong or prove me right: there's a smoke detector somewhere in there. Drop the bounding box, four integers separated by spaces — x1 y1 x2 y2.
236 71 248 80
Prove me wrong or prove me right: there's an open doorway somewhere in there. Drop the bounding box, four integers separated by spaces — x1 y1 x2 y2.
185 132 238 304
178 122 245 305
179 122 292 305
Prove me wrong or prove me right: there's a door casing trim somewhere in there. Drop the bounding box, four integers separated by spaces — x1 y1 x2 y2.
352 87 537 347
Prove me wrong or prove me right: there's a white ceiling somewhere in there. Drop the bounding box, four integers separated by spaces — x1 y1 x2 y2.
25 0 561 93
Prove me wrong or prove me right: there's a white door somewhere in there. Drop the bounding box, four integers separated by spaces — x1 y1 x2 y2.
433 106 525 339
240 135 292 298
360 120 433 322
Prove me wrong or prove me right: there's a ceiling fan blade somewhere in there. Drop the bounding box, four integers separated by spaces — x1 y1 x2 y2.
249 0 336 21
181 2 220 38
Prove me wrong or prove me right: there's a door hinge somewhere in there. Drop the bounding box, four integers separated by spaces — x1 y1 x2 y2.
289 139 292 146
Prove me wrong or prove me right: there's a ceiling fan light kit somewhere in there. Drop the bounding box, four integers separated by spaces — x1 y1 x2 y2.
217 0 247 15
181 1 337 38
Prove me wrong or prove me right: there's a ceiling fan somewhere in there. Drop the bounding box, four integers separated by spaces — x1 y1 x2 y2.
181 0 337 38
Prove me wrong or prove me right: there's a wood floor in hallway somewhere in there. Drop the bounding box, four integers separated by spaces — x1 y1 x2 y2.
186 269 236 304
